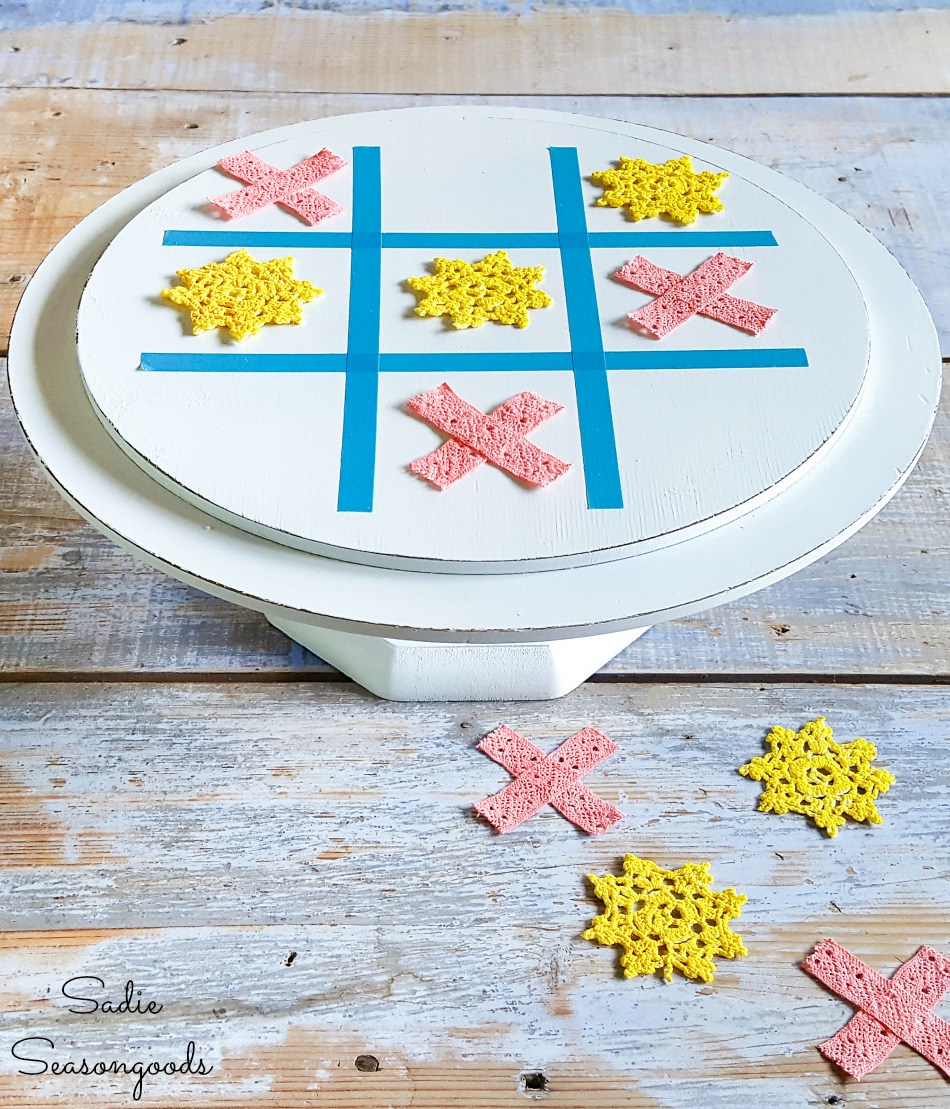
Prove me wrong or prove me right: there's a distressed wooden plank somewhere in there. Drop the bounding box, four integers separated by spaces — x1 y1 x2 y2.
1 355 947 679
1 7 948 97
2 90 948 356
2 0 942 30
0 681 947 1107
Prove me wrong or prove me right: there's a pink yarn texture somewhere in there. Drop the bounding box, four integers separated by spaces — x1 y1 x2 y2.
473 725 623 835
209 149 347 225
407 384 571 489
804 939 950 1080
616 252 776 338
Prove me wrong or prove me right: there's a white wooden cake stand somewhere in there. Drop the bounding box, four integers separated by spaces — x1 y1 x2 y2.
8 108 940 700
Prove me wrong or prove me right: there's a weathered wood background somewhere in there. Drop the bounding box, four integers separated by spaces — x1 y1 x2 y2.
0 2 948 1106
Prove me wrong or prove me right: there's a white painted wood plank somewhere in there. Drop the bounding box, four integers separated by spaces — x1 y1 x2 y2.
0 682 946 1106
1 7 948 95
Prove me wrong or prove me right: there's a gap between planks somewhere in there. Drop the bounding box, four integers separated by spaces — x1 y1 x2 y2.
0 673 949 686
5 86 950 101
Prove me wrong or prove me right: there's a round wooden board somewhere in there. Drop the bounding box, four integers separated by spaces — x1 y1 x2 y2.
9 107 940 637
76 109 869 572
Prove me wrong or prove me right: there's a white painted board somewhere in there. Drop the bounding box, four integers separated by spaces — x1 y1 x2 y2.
77 110 868 571
9 108 940 638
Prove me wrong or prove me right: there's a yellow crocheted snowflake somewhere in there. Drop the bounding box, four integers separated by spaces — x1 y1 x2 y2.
584 854 747 983
591 155 728 225
406 250 552 329
161 248 321 341
738 717 896 838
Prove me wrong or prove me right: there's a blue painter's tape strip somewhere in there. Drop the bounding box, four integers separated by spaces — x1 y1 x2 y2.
587 230 778 248
140 353 348 372
549 147 623 511
162 230 353 248
604 347 809 370
337 146 382 514
383 233 559 249
162 229 778 250
141 348 807 374
337 353 379 513
570 349 625 511
556 231 590 252
378 352 575 372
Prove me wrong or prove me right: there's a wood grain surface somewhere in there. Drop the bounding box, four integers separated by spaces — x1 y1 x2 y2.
0 682 948 1109
2 3 949 1106
2 6 948 96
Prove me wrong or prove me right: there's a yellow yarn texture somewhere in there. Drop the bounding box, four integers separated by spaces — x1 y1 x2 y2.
407 250 552 329
584 854 747 983
591 155 728 225
162 248 321 341
738 717 896 837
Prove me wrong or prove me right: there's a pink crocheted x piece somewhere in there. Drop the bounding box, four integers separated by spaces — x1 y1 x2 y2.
804 939 950 1080
407 384 571 489
616 252 776 338
210 149 347 225
473 725 623 835
411 390 564 489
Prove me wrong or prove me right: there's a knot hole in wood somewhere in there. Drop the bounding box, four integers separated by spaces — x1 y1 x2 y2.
520 1071 549 1094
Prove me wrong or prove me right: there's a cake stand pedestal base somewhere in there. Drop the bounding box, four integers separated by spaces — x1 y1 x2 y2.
267 617 651 701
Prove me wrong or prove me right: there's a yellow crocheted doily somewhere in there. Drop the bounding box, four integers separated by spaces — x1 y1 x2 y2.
406 250 552 329
584 854 747 983
162 248 321 341
591 155 728 225
738 717 896 837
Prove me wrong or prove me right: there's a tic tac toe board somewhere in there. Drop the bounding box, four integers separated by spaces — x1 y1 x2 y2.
76 109 870 572
9 107 940 646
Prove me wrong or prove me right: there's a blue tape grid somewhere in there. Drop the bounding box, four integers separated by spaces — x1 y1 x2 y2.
142 349 808 373
163 229 778 249
549 146 622 509
153 148 798 513
338 146 381 513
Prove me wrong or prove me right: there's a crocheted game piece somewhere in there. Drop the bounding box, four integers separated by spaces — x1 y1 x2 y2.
473 725 622 835
591 155 728 225
407 384 571 489
584 855 747 983
406 250 553 329
410 390 563 489
804 940 950 1080
808 943 950 1080
738 716 895 837
210 148 347 225
161 249 320 342
615 255 776 337
617 253 776 339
